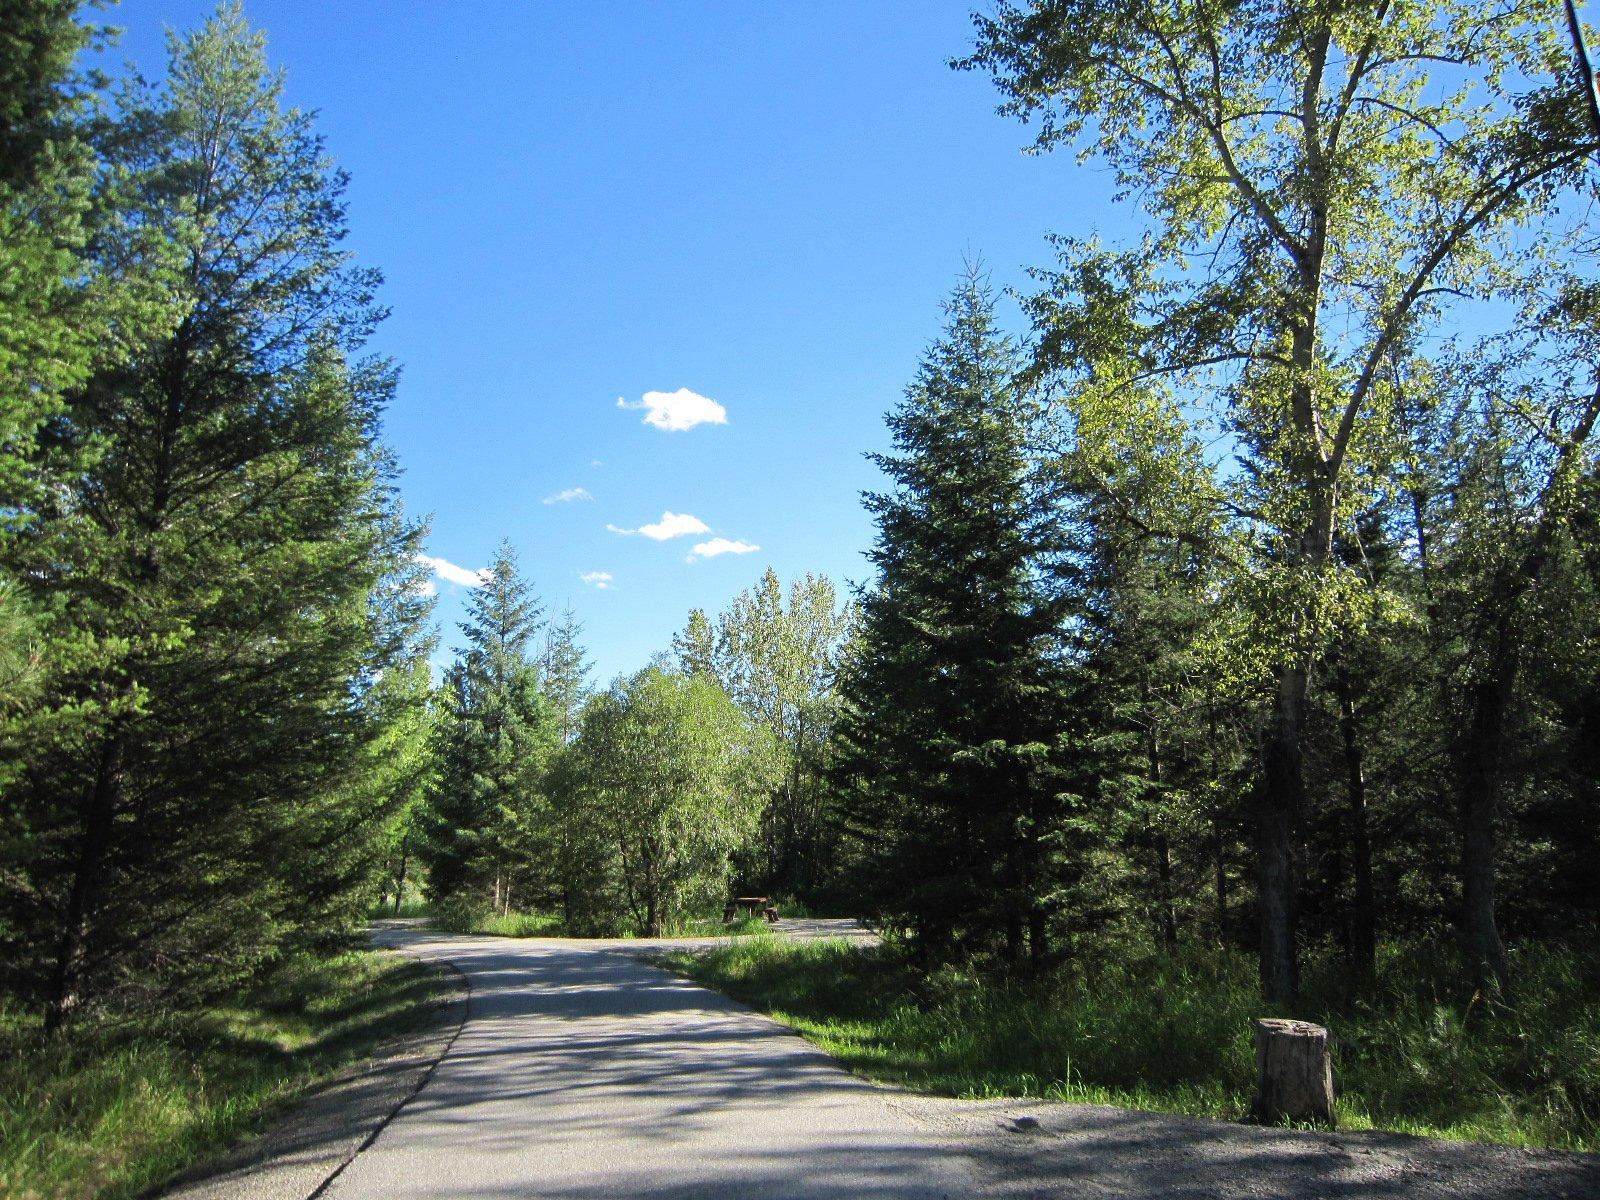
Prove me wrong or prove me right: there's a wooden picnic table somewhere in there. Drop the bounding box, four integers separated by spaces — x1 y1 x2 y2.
724 896 780 923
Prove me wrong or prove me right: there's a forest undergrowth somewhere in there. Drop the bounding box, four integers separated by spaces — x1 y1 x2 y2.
0 953 451 1200
666 936 1600 1151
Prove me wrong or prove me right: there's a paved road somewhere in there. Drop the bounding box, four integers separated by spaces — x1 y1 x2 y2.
299 926 1600 1200
333 925 972 1199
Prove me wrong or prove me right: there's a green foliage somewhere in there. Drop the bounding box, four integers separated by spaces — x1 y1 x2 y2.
0 951 451 1200
669 937 1600 1150
542 606 594 745
671 568 853 900
421 544 560 914
561 666 776 936
0 0 107 515
431 905 772 939
965 0 1600 1001
831 266 1090 965
0 2 432 1028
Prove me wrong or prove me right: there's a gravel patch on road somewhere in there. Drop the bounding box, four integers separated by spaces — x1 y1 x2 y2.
896 1094 1600 1199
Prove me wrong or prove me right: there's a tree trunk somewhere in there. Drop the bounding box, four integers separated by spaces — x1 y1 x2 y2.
45 732 126 1033
1249 1018 1336 1126
1027 906 1048 967
1208 709 1229 945
1155 831 1177 950
392 836 409 916
1214 814 1229 945
1255 664 1306 1006
1451 379 1600 993
1146 726 1177 950
1457 641 1516 992
1335 678 1376 981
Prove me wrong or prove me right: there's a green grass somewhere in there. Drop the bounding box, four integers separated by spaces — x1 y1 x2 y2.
366 897 432 919
439 905 774 940
473 910 568 937
666 914 774 938
662 937 1600 1152
0 951 452 1200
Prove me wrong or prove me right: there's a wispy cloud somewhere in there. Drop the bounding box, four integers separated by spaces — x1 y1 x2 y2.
580 570 614 590
616 388 728 432
606 511 711 540
542 486 593 505
416 553 490 588
688 537 761 560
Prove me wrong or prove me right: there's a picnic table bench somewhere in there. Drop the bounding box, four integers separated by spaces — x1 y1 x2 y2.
724 896 780 924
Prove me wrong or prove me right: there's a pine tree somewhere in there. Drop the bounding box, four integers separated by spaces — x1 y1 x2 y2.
832 268 1082 967
672 608 718 679
543 605 593 745
0 3 170 782
0 3 430 1027
422 544 559 915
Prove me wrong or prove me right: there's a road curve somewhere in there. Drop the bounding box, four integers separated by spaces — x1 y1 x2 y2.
332 925 971 1199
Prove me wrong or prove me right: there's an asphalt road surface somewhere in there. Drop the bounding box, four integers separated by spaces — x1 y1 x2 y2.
283 925 1600 1200
332 925 972 1199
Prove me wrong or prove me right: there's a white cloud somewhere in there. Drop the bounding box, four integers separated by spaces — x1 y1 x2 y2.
542 487 593 505
580 571 614 590
606 511 711 540
688 537 761 560
416 553 491 588
413 577 439 598
616 387 728 432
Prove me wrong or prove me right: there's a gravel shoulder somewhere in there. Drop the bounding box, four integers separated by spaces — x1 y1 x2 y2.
897 1094 1600 1199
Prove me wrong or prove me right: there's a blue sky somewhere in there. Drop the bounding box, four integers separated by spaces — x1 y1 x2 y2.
109 1 1125 682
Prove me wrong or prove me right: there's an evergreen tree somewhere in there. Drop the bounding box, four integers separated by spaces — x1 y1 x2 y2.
0 2 172 789
543 605 593 745
832 268 1082 967
0 3 430 1028
671 608 718 679
422 544 559 915
0 0 101 514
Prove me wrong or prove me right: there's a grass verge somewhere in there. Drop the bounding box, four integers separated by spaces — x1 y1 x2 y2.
439 906 773 939
661 937 1600 1152
366 898 432 919
0 950 452 1200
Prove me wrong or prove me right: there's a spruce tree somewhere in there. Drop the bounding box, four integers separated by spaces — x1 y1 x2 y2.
832 268 1081 967
0 4 430 1027
543 605 593 745
422 544 559 915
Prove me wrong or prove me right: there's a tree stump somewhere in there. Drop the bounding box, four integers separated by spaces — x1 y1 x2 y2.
1249 1018 1335 1127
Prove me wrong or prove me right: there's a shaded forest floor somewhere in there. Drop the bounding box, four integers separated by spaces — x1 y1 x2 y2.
663 936 1600 1152
0 951 453 1200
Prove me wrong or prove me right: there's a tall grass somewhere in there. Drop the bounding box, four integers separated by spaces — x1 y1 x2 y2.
435 903 774 940
366 897 432 919
664 937 1600 1151
0 951 451 1200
